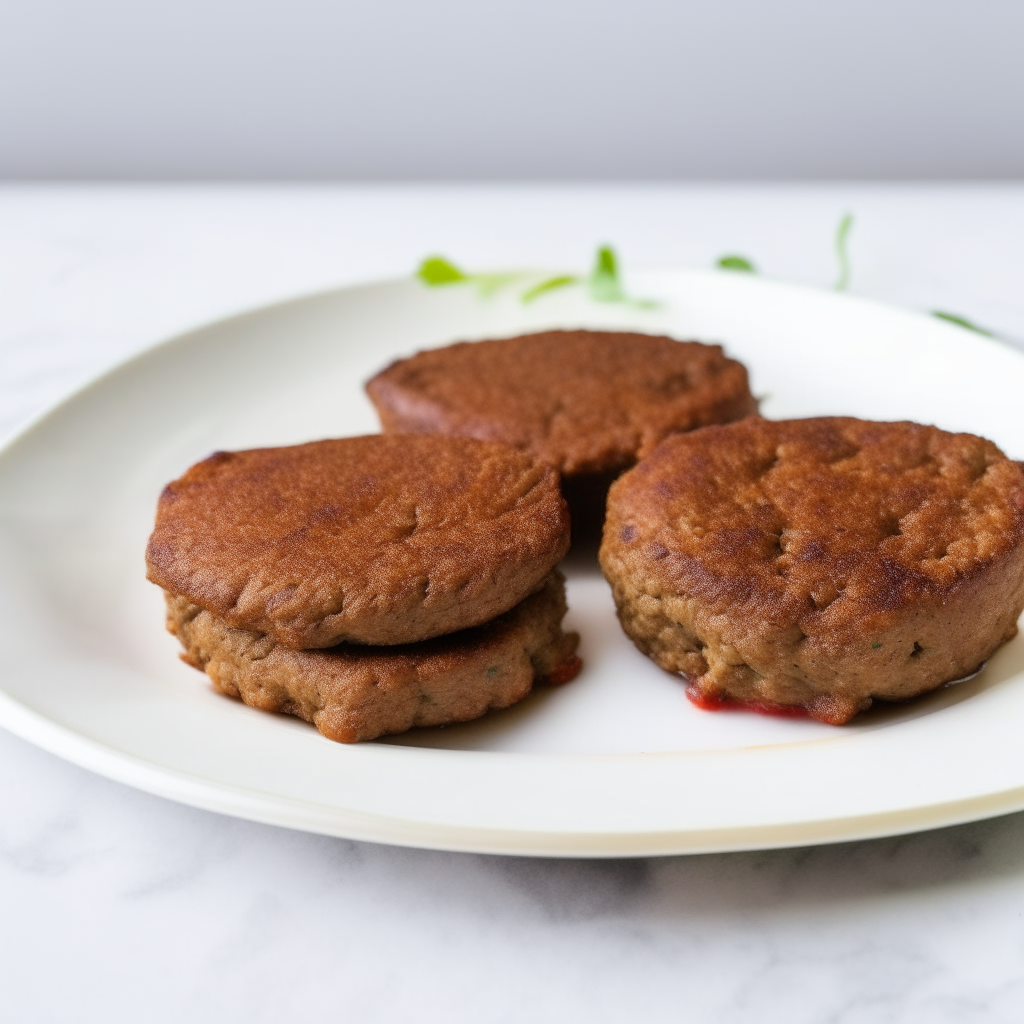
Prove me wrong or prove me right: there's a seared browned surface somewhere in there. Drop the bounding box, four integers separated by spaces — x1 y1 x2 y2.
601 417 1024 723
147 435 570 649
366 330 758 479
167 572 580 743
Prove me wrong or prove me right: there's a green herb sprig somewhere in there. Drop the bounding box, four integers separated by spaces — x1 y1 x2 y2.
417 256 525 296
833 212 854 291
417 245 655 308
932 311 995 337
521 273 580 304
717 255 757 272
417 256 466 286
714 213 855 289
424 229 1007 343
586 246 656 307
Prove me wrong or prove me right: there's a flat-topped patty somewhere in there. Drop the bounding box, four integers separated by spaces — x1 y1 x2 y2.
167 572 581 743
366 330 758 478
600 417 1024 724
147 435 570 649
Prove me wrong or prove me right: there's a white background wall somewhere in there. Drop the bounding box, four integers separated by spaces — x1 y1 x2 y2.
1 0 1022 179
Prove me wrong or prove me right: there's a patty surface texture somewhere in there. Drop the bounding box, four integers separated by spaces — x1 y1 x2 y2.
167 572 581 743
600 417 1024 724
366 330 758 478
147 435 569 649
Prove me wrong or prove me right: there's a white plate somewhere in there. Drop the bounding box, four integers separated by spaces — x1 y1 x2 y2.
2 269 1024 857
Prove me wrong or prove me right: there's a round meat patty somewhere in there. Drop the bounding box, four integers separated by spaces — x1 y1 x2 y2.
147 435 570 649
365 330 758 479
166 572 581 743
600 417 1024 724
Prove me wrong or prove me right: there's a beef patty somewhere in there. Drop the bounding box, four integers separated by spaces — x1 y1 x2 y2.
600 417 1024 724
147 435 570 649
166 571 581 743
365 330 758 479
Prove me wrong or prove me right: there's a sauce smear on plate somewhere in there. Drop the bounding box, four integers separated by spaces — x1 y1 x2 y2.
686 687 810 719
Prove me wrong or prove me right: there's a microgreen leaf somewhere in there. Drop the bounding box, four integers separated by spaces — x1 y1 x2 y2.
587 245 658 307
834 213 854 291
589 245 625 302
416 257 524 296
521 274 579 304
932 311 995 337
717 255 757 272
418 256 468 286
415 245 654 307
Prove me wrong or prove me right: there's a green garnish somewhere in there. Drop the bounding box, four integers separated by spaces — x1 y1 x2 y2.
717 255 757 272
588 245 657 307
486 666 499 678
418 230 1008 344
589 245 625 302
521 274 580 304
416 245 654 307
834 213 854 291
932 311 995 337
417 255 468 286
871 642 882 649
417 256 523 296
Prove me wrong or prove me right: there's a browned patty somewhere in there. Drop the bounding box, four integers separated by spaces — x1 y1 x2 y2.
147 435 570 649
166 572 581 743
366 330 758 479
600 417 1024 724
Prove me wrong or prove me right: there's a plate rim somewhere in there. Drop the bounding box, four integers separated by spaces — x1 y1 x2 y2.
7 683 1024 858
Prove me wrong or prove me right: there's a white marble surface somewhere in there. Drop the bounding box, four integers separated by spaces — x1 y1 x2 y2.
3 184 1024 1023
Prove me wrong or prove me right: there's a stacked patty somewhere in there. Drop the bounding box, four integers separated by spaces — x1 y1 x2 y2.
600 417 1024 723
147 435 580 742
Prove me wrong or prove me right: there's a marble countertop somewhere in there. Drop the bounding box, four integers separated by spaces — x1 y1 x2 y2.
3 184 1024 1023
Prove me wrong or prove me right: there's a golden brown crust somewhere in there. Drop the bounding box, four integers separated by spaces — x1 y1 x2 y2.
166 572 581 743
147 435 570 649
366 330 758 478
600 417 1024 723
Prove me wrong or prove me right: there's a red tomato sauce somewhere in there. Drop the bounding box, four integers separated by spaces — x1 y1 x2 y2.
685 686 810 719
545 655 583 686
